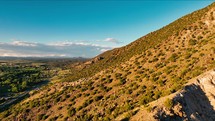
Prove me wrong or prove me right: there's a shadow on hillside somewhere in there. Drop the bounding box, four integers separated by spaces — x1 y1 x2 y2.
158 84 215 121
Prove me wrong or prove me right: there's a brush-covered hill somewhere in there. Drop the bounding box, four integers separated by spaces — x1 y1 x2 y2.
0 2 215 121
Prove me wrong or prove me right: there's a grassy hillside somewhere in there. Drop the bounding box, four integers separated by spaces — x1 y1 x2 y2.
0 2 214 121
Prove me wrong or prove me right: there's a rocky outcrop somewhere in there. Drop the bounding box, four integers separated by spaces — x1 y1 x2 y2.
154 69 215 121
84 56 104 65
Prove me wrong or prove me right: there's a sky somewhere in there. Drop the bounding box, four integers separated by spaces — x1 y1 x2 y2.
0 0 213 58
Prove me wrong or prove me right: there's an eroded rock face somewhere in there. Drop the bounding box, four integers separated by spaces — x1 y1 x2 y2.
197 70 215 109
155 70 215 121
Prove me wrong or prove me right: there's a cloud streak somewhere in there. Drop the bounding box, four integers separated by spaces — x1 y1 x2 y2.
95 38 122 44
0 41 113 58
104 38 122 44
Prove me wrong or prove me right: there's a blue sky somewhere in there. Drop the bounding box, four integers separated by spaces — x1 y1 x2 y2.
0 0 213 57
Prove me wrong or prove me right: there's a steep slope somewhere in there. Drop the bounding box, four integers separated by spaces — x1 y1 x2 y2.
0 2 215 121
63 2 214 82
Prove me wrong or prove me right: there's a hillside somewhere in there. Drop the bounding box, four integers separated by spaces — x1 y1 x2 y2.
0 2 215 121
63 2 214 82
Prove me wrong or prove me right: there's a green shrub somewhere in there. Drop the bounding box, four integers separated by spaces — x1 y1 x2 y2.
146 106 153 113
119 78 126 85
211 47 215 54
152 57 159 62
169 53 178 62
197 36 203 40
124 102 132 111
107 78 113 83
94 95 103 101
184 53 192 59
42 115 49 120
164 98 173 109
134 75 140 79
58 106 63 110
139 91 155 105
68 107 76 117
189 39 197 45
199 53 205 57
37 114 45 121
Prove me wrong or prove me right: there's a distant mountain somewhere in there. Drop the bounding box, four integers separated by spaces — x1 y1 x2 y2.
0 56 88 60
0 2 214 121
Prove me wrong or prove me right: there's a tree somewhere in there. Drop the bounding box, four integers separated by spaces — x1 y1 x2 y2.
11 85 18 92
21 81 27 90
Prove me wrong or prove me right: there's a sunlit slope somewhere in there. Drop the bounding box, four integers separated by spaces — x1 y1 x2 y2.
64 2 214 82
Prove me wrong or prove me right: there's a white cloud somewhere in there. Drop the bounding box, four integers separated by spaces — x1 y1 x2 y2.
100 48 110 52
11 41 37 47
104 38 122 44
49 41 112 48
49 41 90 47
0 41 113 58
